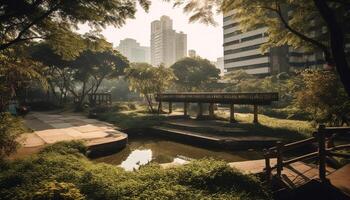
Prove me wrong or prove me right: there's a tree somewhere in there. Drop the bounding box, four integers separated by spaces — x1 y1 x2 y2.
0 0 150 55
294 69 350 125
126 63 175 112
30 41 129 110
29 43 72 104
0 46 47 111
169 0 350 96
170 57 220 92
69 50 129 110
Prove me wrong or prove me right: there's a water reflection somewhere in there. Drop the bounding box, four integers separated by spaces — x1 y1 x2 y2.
94 135 262 170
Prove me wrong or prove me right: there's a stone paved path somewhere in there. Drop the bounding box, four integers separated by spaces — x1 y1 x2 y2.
20 112 124 148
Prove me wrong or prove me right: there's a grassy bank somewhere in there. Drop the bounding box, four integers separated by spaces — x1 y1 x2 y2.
90 103 167 129
0 141 271 200
92 102 314 142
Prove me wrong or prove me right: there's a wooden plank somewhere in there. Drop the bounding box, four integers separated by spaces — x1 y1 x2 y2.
229 159 277 174
275 162 335 189
327 164 350 197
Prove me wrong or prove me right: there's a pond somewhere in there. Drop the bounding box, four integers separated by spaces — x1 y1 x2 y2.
94 134 263 171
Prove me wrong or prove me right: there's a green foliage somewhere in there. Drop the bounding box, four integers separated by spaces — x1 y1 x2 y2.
95 108 167 129
0 142 271 200
294 69 350 125
170 57 220 92
0 46 48 111
0 113 26 159
0 0 150 53
39 141 87 156
30 42 129 110
33 180 85 200
126 63 176 112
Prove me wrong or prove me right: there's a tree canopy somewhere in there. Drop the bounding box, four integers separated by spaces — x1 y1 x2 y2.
170 57 220 92
0 0 150 56
126 63 175 112
30 41 129 109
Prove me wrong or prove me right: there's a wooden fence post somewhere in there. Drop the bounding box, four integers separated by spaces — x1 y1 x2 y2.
276 141 284 177
264 148 271 181
318 124 327 182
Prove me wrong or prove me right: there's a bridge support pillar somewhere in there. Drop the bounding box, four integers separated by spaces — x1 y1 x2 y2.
209 103 215 119
230 104 236 123
184 102 189 117
253 105 258 123
168 102 172 114
197 102 203 119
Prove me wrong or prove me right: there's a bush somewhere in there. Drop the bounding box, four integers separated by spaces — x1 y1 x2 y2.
39 141 87 156
0 142 271 200
32 181 85 200
0 113 26 159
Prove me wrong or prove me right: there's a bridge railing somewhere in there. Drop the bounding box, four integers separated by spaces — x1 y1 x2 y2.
88 93 112 106
155 92 278 104
264 125 350 182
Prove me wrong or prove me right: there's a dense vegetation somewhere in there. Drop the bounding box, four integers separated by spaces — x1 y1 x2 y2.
0 113 26 160
0 141 271 200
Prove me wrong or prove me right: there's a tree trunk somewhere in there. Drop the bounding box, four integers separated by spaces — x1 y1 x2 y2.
314 0 350 96
145 94 154 113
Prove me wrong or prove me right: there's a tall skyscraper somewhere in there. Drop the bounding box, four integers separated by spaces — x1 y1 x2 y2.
223 10 326 76
151 16 187 67
117 38 150 63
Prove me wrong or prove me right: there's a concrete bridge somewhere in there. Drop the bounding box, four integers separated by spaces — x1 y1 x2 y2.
155 92 279 123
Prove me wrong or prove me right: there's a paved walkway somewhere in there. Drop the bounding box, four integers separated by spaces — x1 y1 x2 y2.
17 112 126 154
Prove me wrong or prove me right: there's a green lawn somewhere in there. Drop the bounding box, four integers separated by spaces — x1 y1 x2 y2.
93 102 315 142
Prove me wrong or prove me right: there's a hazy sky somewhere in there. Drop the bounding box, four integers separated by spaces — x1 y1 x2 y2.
78 1 223 61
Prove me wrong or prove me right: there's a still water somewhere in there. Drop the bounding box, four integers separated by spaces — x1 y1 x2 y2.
94 134 263 171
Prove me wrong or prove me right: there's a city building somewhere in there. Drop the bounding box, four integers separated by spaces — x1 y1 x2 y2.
223 10 326 76
214 57 225 76
117 38 150 63
188 49 197 57
151 15 187 67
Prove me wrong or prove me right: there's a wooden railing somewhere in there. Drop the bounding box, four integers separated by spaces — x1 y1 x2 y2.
155 92 278 105
264 125 350 182
88 93 112 106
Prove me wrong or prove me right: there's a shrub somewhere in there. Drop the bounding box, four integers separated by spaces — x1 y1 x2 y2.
32 181 85 200
39 141 87 156
0 113 26 159
0 142 271 200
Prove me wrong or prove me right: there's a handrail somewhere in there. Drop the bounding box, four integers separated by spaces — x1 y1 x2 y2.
264 125 350 183
269 137 316 152
283 152 318 166
327 144 350 151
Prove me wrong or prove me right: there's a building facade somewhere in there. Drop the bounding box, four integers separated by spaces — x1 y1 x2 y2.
151 16 187 67
117 38 150 63
223 10 326 76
